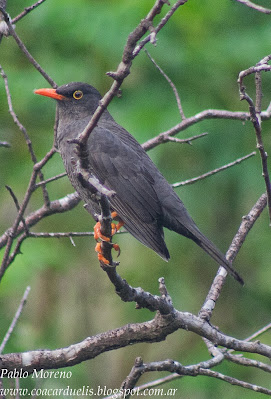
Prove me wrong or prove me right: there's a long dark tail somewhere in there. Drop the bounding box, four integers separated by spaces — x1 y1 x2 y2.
192 230 244 285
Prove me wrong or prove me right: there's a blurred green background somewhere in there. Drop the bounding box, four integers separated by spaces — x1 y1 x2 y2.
1 0 271 397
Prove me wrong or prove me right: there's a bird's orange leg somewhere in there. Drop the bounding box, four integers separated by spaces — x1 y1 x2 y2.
111 211 125 235
94 212 123 265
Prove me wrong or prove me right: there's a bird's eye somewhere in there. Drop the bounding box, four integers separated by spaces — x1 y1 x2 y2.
73 90 83 100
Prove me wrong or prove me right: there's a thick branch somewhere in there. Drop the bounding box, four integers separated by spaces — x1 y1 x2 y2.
1 308 271 373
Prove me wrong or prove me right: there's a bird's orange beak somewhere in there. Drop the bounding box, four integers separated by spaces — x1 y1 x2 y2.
34 88 66 101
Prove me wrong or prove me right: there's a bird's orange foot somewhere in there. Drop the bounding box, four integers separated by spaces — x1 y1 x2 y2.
95 242 121 265
94 221 111 242
111 211 125 233
93 212 123 265
94 212 124 241
95 242 110 265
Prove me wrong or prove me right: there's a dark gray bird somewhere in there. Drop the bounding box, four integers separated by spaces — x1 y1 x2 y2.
35 82 243 284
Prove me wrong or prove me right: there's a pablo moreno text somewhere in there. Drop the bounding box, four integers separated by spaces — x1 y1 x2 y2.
0 368 72 379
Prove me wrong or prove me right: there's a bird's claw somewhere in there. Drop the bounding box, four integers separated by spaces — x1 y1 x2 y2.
95 242 121 265
93 213 123 265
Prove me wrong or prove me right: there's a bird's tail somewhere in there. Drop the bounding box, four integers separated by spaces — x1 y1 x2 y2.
192 229 244 285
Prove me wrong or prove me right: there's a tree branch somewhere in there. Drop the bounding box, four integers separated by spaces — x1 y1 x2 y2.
145 49 186 120
0 192 80 250
0 8 56 87
0 287 31 354
142 109 255 151
173 152 256 188
12 0 47 24
238 58 271 223
1 303 271 373
234 0 271 14
0 65 51 206
199 193 267 320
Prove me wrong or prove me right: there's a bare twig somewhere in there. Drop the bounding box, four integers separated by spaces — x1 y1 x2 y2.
224 352 271 374
0 141 10 147
238 59 271 223
133 0 188 57
5 186 29 234
0 65 37 158
0 192 80 250
0 65 51 207
34 172 67 189
0 149 65 278
1 303 271 373
165 132 207 145
28 231 94 238
0 8 56 87
244 322 271 343
145 49 186 119
0 171 38 278
0 286 31 354
172 152 256 188
194 369 271 395
199 193 267 319
142 109 253 151
117 349 271 398
12 0 47 24
234 0 271 14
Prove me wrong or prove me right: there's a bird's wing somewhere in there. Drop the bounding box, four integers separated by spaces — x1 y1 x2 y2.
87 124 170 260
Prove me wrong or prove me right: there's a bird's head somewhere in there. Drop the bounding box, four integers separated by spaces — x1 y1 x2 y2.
35 82 102 118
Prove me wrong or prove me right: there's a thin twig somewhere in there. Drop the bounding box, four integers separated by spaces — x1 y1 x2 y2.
0 149 57 278
106 353 271 399
244 322 271 343
12 0 47 24
172 152 256 188
197 369 271 395
0 141 10 147
34 172 67 189
238 60 271 223
142 109 254 151
0 286 31 354
0 171 38 279
0 65 51 207
0 193 81 273
145 49 186 119
199 193 267 320
0 8 56 87
5 186 29 234
0 65 36 154
133 0 188 57
0 192 80 250
28 231 94 238
225 352 271 373
234 0 271 14
166 132 207 144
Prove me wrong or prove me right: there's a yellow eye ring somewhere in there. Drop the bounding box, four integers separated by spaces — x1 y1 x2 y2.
73 90 83 100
